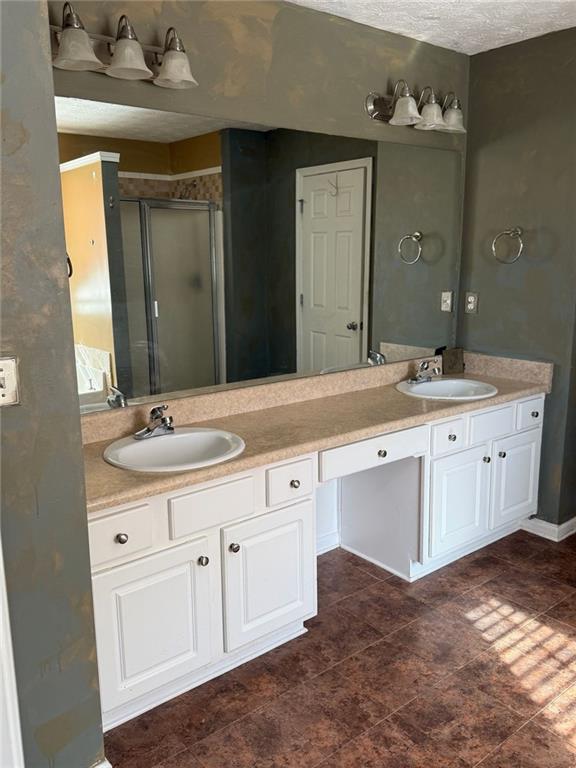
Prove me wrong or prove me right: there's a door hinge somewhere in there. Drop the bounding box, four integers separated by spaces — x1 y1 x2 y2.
300 293 304 308
298 198 305 214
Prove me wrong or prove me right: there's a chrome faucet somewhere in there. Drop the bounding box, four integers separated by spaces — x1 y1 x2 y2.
368 350 386 366
134 405 175 440
409 357 443 384
107 386 127 408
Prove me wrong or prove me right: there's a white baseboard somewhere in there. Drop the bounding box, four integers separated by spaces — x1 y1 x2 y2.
522 516 576 542
316 531 340 555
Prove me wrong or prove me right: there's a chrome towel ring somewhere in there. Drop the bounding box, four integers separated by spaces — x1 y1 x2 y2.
398 231 423 264
492 227 524 264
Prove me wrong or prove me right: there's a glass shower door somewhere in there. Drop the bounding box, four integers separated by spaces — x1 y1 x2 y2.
146 202 218 394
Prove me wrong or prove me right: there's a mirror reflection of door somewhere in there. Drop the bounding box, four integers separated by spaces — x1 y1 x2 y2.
296 159 372 373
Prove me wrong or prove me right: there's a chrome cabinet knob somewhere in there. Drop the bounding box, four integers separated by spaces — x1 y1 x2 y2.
229 543 241 553
378 449 388 458
531 411 540 418
115 533 129 544
483 456 491 463
498 451 507 458
290 479 301 489
197 555 210 567
448 434 457 442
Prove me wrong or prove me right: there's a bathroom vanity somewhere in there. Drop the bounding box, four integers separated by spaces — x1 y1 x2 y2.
84 372 547 730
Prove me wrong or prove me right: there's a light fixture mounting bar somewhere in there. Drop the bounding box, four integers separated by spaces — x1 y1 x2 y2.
49 24 164 55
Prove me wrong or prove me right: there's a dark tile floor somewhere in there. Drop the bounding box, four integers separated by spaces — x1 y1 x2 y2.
105 531 576 767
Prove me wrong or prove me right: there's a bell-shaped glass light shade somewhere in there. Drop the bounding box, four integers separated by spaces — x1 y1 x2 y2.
389 86 421 126
415 100 446 131
53 3 104 71
154 50 198 89
53 27 105 70
440 104 466 133
107 38 153 79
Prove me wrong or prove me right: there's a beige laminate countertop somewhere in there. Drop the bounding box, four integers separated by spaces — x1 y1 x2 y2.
84 375 547 515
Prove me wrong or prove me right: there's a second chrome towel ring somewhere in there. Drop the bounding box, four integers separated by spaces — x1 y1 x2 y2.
398 231 423 264
492 227 524 264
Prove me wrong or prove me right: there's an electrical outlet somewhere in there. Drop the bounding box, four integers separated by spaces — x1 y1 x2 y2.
465 292 479 314
441 291 453 313
0 357 20 406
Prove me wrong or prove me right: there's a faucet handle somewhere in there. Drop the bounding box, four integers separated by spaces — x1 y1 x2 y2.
150 404 168 420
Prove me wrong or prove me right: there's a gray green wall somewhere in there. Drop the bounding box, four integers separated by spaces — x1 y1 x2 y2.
372 143 463 352
0 2 104 767
459 28 576 525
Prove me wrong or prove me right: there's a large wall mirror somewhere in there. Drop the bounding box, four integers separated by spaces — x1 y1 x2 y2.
55 97 464 412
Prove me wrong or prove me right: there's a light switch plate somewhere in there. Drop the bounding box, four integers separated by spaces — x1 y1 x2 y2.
465 292 479 314
441 291 453 313
0 357 20 406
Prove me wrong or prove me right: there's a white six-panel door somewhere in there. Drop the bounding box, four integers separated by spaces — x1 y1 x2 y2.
297 162 370 372
430 445 491 557
491 429 541 528
93 537 216 710
222 501 315 652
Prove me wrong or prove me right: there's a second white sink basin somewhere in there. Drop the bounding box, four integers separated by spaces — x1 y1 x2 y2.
103 427 245 473
396 378 498 401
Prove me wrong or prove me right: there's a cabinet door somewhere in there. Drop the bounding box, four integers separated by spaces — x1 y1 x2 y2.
93 537 216 711
430 445 491 557
491 429 541 529
222 500 316 652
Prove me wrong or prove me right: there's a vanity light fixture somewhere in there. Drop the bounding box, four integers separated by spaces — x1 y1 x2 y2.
153 27 198 89
439 93 467 133
365 79 421 126
388 80 422 126
414 86 447 131
52 2 105 71
106 15 153 80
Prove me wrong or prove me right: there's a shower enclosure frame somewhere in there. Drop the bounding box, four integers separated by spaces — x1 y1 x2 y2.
122 197 221 397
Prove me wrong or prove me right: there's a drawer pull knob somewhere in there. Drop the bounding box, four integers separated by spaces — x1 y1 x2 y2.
498 451 507 459
531 410 540 418
378 449 388 458
290 479 301 489
483 456 491 463
115 533 129 545
197 555 210 567
229 543 241 554
448 434 457 442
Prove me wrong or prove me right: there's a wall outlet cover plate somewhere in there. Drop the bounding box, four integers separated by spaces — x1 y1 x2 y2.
0 357 20 406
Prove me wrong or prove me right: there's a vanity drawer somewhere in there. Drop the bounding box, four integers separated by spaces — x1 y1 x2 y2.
168 476 254 540
431 418 466 456
266 458 314 507
319 425 429 482
517 397 544 431
469 405 515 445
89 503 154 568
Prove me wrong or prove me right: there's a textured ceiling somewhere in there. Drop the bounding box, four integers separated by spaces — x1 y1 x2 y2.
289 0 576 54
54 98 269 142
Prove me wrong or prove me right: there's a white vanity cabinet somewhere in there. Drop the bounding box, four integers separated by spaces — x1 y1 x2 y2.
89 455 318 730
222 500 316 651
92 535 218 710
430 445 491 557
490 428 541 529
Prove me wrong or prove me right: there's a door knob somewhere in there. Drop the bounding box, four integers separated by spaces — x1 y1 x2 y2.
290 479 301 489
197 555 210 567
115 533 129 544
346 321 359 331
229 543 241 553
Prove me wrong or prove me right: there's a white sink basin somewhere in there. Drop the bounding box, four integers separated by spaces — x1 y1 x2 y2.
396 378 498 401
103 427 245 473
